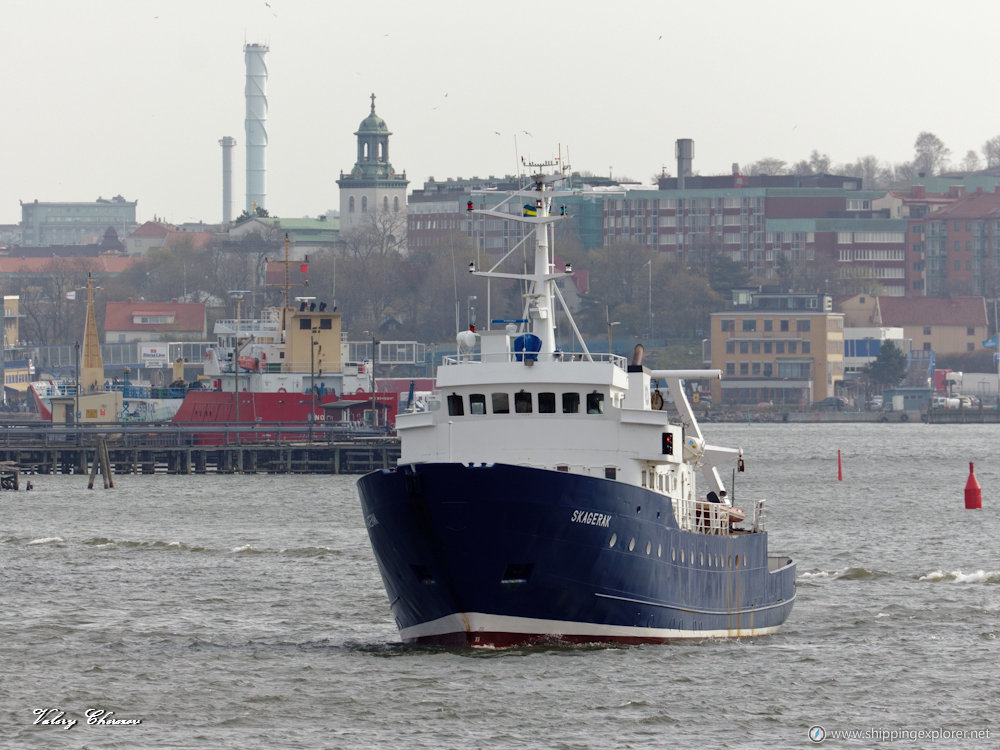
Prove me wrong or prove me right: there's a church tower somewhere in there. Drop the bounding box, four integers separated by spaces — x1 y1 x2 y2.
337 94 409 246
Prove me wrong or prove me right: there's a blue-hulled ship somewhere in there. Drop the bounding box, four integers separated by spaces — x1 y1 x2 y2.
357 167 795 646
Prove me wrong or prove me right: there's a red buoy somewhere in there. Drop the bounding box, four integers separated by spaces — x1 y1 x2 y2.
965 462 982 509
838 450 843 481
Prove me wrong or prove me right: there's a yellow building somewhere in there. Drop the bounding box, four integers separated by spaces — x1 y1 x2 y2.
710 292 845 408
875 296 987 355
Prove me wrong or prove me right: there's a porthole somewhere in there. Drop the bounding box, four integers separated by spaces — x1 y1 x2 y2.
680 549 685 563
699 552 704 566
707 554 712 568
728 555 732 568
645 541 651 555
671 548 676 561
657 544 662 558
743 554 747 567
609 533 617 548
628 537 636 552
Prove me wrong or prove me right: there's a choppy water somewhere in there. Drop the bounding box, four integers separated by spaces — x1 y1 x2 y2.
2 423 998 748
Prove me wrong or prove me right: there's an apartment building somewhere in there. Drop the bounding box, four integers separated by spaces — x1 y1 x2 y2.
709 290 844 407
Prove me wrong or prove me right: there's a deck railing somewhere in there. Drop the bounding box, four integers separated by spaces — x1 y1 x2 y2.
441 351 628 368
674 496 766 535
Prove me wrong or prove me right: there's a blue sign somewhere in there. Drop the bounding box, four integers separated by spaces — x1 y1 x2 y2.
983 334 999 349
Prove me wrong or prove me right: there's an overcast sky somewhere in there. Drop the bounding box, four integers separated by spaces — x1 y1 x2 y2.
4 0 999 226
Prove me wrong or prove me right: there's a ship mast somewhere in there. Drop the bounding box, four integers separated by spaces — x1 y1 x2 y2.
265 232 299 333
470 162 586 357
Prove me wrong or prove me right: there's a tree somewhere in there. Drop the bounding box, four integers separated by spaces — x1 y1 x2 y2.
961 150 982 173
708 254 751 297
808 149 831 174
12 259 103 346
863 341 906 388
234 205 270 225
983 135 1000 168
341 209 407 260
840 155 891 189
745 157 787 176
913 131 950 176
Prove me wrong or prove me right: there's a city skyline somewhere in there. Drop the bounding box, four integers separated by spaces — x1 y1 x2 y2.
4 0 1000 227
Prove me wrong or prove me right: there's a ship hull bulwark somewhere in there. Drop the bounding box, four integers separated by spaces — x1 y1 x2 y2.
358 463 795 647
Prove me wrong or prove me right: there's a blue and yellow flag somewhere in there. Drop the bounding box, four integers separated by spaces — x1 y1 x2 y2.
523 204 537 217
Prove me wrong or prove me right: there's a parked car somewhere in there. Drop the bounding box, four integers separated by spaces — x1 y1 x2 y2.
811 396 848 410
867 396 883 410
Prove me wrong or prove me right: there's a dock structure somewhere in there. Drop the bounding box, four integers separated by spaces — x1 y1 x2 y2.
0 422 399 476
0 460 19 489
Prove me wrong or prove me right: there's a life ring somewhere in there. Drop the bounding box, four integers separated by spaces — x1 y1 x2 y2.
277 387 286 393
356 387 365 394
651 390 664 410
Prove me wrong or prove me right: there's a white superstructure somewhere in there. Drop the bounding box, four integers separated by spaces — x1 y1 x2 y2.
395 170 746 530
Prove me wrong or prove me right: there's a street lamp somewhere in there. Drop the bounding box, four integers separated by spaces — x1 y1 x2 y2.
365 331 380 427
74 340 80 426
647 258 653 341
309 332 317 443
229 290 250 442
606 304 621 356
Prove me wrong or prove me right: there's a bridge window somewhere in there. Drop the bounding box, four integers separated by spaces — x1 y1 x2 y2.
562 392 580 413
469 393 486 415
587 391 605 414
538 392 556 413
491 392 510 414
447 393 464 416
514 390 533 413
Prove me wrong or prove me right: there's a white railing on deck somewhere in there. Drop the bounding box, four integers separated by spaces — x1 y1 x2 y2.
441 351 627 368
674 497 763 536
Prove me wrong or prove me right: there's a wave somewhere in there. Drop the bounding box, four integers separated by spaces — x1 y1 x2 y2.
26 536 64 545
81 537 207 552
919 569 1000 584
280 546 342 558
799 567 887 581
230 545 263 554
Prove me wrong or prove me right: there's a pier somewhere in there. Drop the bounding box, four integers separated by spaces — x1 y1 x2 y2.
0 421 399 476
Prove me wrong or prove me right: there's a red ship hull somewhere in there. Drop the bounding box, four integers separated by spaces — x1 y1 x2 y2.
172 390 399 444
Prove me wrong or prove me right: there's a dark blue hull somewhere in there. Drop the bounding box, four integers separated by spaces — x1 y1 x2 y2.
358 463 795 646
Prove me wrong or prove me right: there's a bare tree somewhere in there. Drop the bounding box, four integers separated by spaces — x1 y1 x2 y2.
341 209 407 260
961 150 982 173
13 259 102 346
745 157 787 176
983 135 1000 168
913 131 950 175
808 149 831 174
